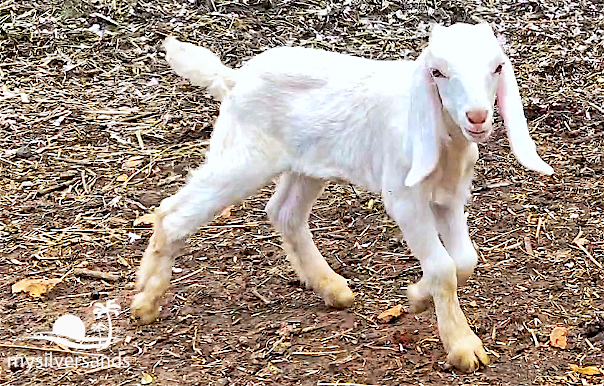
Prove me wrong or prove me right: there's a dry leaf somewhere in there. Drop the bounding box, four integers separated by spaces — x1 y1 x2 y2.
569 364 603 375
116 174 128 182
124 157 143 168
220 205 234 219
134 213 156 226
141 373 153 384
378 304 404 323
550 326 568 349
12 278 61 298
277 324 295 337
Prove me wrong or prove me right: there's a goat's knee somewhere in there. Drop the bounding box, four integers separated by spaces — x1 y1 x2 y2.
265 198 303 235
426 257 458 293
408 254 458 313
407 278 431 313
431 201 478 285
265 176 311 236
454 247 478 286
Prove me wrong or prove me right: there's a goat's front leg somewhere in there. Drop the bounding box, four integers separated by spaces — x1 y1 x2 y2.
384 192 489 372
409 201 477 313
432 201 478 286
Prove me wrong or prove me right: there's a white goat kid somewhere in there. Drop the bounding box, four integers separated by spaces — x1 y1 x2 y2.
132 23 553 372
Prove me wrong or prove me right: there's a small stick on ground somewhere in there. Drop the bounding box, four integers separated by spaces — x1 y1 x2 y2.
73 268 120 281
524 236 534 256
251 288 272 305
573 231 604 269
37 177 77 195
318 382 381 386
535 217 543 239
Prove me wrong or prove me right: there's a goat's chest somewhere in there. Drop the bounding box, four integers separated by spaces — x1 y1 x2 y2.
428 142 478 205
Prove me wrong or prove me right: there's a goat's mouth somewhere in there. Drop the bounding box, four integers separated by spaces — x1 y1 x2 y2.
465 127 491 142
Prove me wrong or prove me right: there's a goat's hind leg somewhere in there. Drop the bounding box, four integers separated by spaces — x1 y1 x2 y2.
132 152 281 324
266 173 354 308
132 210 182 324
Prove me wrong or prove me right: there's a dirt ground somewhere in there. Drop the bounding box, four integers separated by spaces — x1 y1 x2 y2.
1 0 603 385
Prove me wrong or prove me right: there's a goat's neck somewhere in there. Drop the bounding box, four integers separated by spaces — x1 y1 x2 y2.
441 110 472 151
427 110 477 205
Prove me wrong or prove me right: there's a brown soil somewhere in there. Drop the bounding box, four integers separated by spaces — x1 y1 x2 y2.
1 0 603 385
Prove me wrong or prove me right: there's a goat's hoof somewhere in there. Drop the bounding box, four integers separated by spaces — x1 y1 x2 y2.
406 284 431 313
317 275 355 309
446 333 489 372
131 293 160 325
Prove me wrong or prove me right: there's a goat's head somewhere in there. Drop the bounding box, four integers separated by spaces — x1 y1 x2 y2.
424 23 503 143
404 23 553 187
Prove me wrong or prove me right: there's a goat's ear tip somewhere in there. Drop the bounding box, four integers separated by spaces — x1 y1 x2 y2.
541 164 554 175
404 172 423 187
525 159 554 176
403 178 418 188
534 158 554 175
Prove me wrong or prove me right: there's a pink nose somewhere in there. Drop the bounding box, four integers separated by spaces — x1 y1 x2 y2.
466 109 488 124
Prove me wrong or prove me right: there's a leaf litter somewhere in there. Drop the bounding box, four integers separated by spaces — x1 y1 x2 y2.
0 0 603 385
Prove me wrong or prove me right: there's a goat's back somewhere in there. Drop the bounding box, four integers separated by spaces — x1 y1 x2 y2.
211 47 416 191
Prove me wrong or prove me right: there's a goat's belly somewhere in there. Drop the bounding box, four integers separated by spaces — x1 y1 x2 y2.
291 159 382 193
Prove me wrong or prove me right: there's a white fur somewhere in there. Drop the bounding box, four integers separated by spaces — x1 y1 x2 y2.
163 36 236 101
132 23 553 372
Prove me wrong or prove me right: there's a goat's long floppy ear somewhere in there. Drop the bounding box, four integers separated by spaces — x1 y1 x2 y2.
498 57 554 175
404 54 443 187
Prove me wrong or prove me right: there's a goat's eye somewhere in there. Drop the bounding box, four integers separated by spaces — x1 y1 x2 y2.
430 69 446 78
494 64 503 74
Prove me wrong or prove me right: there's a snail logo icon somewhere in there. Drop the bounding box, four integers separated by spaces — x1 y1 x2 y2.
23 300 121 350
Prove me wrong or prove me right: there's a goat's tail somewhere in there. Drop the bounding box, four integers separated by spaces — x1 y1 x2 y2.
163 36 236 101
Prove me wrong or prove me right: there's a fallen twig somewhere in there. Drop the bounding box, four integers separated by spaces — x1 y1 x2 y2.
73 268 120 282
37 177 77 195
292 350 347 356
251 288 272 305
573 231 603 269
